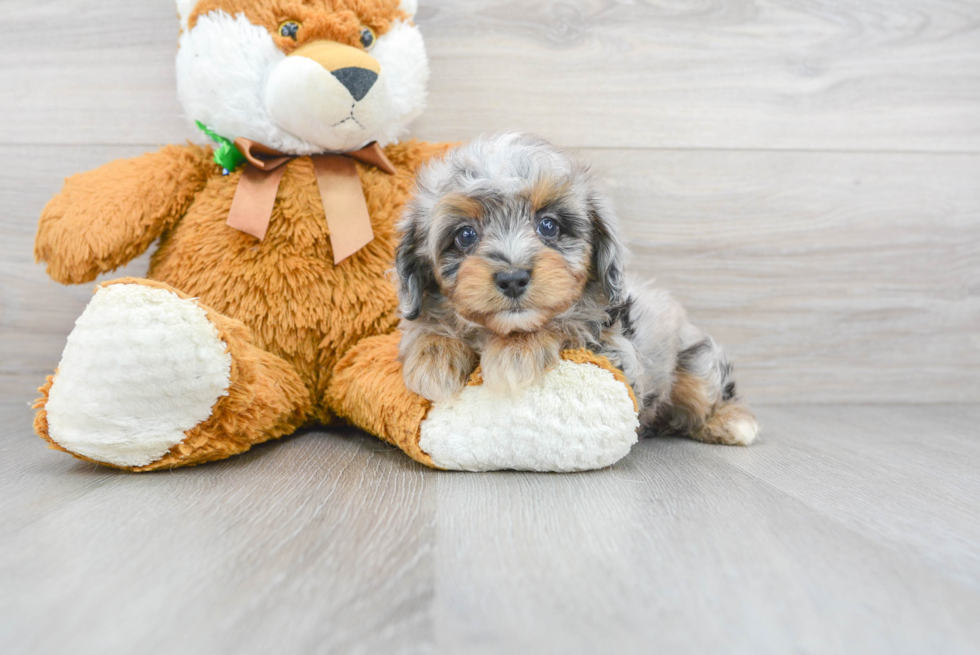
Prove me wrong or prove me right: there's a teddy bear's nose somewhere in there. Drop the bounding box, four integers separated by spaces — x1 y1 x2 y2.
331 67 378 102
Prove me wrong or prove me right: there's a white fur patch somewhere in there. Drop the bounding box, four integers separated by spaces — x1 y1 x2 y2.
177 12 296 151
45 284 232 468
400 0 418 18
177 11 428 154
729 418 760 446
176 0 197 32
369 20 429 147
420 360 640 472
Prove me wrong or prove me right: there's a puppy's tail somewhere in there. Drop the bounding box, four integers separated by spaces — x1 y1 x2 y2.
651 336 760 446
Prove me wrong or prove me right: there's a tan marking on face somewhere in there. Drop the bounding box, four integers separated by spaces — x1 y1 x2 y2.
429 194 484 285
188 0 406 50
448 248 587 336
528 176 571 212
523 248 587 317
434 193 483 223
450 257 512 324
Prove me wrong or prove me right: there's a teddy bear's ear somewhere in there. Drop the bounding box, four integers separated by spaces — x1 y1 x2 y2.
176 0 198 31
399 0 419 19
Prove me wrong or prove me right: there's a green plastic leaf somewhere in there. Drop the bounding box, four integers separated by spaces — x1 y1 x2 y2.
196 121 246 172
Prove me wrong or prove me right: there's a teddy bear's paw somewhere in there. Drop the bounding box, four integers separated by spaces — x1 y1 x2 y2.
43 283 232 468
418 356 640 472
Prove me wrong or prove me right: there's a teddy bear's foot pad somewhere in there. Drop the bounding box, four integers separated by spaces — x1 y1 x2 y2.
42 283 233 468
420 358 641 472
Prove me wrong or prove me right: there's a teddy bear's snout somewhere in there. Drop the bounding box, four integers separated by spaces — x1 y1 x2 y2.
286 39 381 103
265 38 391 151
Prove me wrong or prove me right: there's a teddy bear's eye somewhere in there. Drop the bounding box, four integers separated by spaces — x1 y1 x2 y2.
279 21 301 40
360 26 377 50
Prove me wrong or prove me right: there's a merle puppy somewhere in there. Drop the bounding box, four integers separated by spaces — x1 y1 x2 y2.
395 133 758 446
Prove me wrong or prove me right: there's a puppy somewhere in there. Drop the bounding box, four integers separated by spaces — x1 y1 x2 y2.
395 133 758 446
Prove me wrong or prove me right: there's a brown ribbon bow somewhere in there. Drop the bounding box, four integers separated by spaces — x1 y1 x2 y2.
227 138 397 264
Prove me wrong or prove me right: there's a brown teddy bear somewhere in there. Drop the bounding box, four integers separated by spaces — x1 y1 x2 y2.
32 0 642 473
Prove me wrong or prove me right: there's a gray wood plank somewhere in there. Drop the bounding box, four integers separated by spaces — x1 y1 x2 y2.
417 0 980 152
2 401 980 654
716 405 980 587
0 0 978 151
432 435 980 654
0 413 438 654
4 145 977 404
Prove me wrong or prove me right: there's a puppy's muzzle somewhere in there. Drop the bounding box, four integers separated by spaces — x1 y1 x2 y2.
494 269 531 299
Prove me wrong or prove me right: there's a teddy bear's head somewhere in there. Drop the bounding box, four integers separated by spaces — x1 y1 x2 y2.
176 0 427 155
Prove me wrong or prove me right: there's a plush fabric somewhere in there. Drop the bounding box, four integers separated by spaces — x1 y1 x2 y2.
41 282 234 468
327 331 436 467
177 4 428 154
328 340 641 472
422 353 641 472
35 145 213 285
35 279 311 471
32 0 642 473
36 140 451 426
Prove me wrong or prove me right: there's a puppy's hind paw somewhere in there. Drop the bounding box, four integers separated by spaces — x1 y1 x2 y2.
697 403 760 446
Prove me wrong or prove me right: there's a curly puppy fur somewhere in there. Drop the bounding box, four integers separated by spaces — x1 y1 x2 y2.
395 133 758 446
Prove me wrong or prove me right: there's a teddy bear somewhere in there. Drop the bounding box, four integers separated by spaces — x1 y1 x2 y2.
31 0 641 473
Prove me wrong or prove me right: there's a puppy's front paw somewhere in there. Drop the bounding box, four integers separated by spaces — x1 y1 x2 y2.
401 331 477 402
481 331 562 394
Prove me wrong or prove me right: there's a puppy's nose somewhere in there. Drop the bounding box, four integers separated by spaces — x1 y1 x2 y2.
494 269 531 299
331 67 378 102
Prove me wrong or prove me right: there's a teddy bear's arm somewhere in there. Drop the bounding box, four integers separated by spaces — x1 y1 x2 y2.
35 144 216 285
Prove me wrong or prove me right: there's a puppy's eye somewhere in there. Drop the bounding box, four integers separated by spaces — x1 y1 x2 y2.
360 26 377 50
455 226 479 249
537 217 560 239
279 21 301 40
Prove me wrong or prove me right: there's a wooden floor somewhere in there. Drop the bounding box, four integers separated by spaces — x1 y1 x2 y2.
1 400 978 654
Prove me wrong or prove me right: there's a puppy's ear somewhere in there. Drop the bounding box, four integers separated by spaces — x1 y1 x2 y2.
588 191 628 305
395 210 433 321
